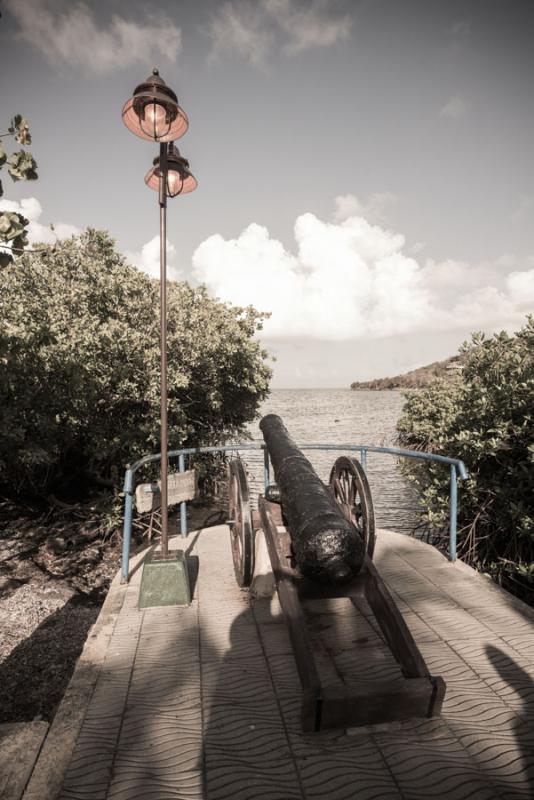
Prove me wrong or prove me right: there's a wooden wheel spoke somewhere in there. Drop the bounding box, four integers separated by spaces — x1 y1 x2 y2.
341 472 351 503
329 456 377 561
348 475 357 506
333 476 344 501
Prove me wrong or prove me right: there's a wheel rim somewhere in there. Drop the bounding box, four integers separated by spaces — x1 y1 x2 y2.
329 456 376 559
228 459 254 586
229 474 241 555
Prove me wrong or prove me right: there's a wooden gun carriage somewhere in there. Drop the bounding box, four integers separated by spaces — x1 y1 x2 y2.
227 414 446 732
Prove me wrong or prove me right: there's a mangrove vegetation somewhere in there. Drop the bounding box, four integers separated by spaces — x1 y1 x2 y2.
398 317 534 603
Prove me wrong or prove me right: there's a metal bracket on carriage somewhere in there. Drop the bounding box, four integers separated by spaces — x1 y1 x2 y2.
264 484 282 504
227 414 446 731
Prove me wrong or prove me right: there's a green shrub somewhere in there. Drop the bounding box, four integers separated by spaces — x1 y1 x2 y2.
0 229 271 496
397 318 534 602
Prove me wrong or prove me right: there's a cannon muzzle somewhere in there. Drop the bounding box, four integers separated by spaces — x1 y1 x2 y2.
260 414 365 585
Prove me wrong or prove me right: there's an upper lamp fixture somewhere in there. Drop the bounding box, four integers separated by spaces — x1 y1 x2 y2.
122 68 188 142
145 145 198 197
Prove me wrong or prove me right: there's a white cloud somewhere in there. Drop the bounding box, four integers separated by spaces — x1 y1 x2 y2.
333 194 364 220
409 241 426 256
333 192 398 225
450 286 515 326
0 197 80 247
0 198 181 282
125 235 181 281
193 213 432 339
53 222 81 239
439 96 467 119
192 202 534 341
506 269 534 306
265 0 352 54
206 0 351 67
5 0 181 73
206 2 272 68
419 258 502 307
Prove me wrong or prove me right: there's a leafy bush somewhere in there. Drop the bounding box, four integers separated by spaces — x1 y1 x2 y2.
0 229 271 496
397 318 534 602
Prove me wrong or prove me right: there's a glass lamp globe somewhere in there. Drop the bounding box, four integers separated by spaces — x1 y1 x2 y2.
145 145 197 198
122 69 188 143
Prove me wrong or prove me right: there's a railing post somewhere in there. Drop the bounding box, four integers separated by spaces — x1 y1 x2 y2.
263 446 270 490
179 453 187 538
360 448 367 472
449 464 457 562
121 467 135 583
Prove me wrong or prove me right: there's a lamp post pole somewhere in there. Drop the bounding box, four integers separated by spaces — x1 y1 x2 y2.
159 142 169 558
122 70 197 565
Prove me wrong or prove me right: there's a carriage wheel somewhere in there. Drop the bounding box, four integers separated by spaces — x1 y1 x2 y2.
329 456 376 559
228 459 254 586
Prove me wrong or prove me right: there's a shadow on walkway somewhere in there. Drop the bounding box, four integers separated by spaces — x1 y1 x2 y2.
0 595 98 722
485 644 534 797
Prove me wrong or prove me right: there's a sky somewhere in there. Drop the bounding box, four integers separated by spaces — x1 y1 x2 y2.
1 0 533 387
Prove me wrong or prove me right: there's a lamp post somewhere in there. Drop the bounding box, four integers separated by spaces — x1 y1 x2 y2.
122 69 197 560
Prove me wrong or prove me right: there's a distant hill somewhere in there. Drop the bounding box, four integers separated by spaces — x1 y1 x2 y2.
350 355 463 391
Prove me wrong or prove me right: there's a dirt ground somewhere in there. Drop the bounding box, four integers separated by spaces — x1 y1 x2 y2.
0 497 224 724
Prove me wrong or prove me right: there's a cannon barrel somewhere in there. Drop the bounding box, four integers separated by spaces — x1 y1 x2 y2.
260 414 365 585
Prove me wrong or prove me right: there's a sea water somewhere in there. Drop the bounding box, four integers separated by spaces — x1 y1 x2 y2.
240 388 421 534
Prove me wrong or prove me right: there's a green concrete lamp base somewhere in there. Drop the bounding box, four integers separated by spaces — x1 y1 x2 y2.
138 549 191 608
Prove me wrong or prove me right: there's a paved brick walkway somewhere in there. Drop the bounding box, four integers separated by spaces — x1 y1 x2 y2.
54 527 534 800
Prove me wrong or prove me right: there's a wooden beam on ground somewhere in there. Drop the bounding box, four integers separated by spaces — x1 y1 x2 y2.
259 497 322 731
362 556 430 679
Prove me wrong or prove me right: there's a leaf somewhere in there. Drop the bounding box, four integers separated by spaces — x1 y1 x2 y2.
7 150 38 182
0 211 29 243
0 214 10 235
0 250 12 268
11 232 29 253
8 114 32 145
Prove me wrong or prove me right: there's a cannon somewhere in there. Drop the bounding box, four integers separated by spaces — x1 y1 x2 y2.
227 415 446 732
260 414 366 585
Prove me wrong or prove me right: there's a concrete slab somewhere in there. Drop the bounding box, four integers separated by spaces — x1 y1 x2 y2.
24 527 534 799
138 549 190 608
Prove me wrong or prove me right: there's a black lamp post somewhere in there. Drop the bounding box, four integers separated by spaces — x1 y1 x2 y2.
122 69 197 560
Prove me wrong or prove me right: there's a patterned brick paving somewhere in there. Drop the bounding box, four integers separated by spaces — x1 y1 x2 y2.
57 527 534 800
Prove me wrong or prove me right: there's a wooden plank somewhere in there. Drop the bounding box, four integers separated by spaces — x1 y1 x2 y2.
362 556 431 679
259 497 322 732
276 526 293 564
320 677 437 730
250 530 276 599
135 470 196 513
251 509 261 531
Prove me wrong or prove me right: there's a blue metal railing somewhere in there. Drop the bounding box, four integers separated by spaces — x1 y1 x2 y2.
121 443 468 582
